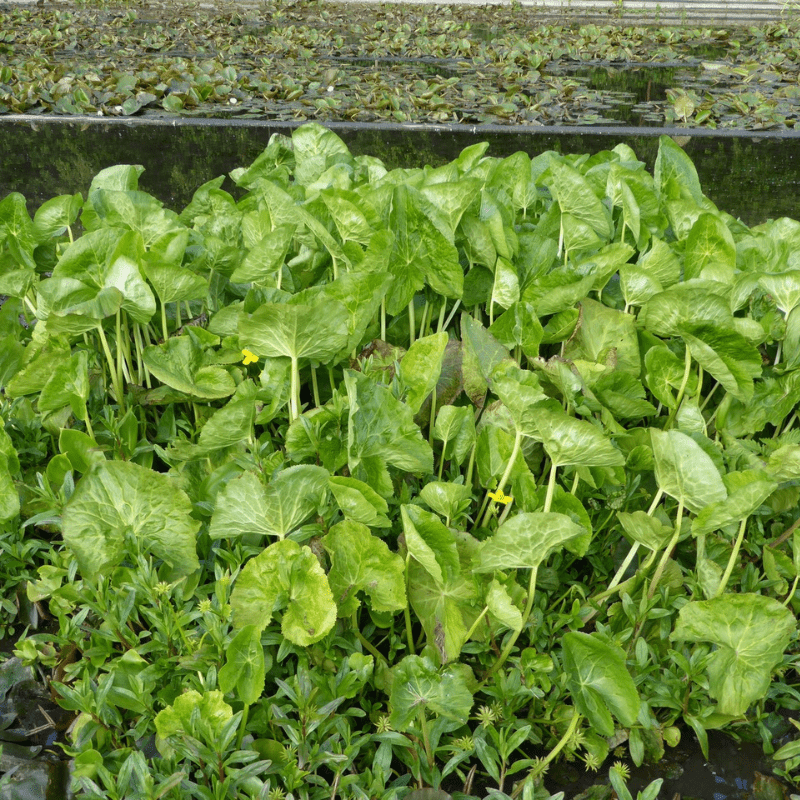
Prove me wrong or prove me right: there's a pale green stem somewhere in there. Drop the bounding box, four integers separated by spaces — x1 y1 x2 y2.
311 366 320 409
543 460 557 514
483 565 538 682
290 355 300 423
351 612 387 663
175 300 182 331
698 381 720 413
97 323 124 411
380 299 386 341
437 437 447 480
408 300 416 345
115 311 126 390
714 515 748 598
436 301 447 333
666 346 692 429
83 413 94 441
160 303 169 342
22 295 36 316
648 499 684 600
418 300 430 340
783 575 799 607
236 704 250 751
463 606 489 643
480 429 523 527
442 299 461 332
404 553 416 655
570 471 580 495
428 386 437 447
511 713 582 800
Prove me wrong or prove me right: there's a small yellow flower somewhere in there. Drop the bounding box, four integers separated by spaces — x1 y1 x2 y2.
241 349 259 365
488 489 513 505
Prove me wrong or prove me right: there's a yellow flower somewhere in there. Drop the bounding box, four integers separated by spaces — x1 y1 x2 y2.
488 489 513 505
241 349 259 365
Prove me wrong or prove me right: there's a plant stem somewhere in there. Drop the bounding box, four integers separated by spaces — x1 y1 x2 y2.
666 345 692 429
404 553 416 655
311 366 320 409
543 460 557 513
97 323 125 411
480 429 522 527
290 355 300 423
160 302 169 342
408 300 416 346
463 606 489 643
511 712 581 799
436 301 447 333
714 515 748 598
648 499 683 600
483 565 538 682
351 613 387 663
442 299 461 332
380 299 386 341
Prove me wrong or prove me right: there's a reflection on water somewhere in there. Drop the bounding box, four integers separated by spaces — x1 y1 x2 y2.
2 117 800 228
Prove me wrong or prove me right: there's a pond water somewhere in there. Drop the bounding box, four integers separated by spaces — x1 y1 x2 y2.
3 116 800 228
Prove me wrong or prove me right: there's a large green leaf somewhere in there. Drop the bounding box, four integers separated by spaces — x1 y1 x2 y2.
385 185 464 314
239 301 349 363
533 406 624 468
196 380 258 453
209 465 329 541
671 594 795 715
401 504 460 585
684 213 736 281
61 461 200 579
678 322 762 403
654 135 703 203
230 539 336 645
328 476 391 528
460 313 512 409
399 332 448 415
143 336 235 400
218 625 267 707
325 520 406 617
563 632 641 737
344 370 433 494
155 690 232 756
389 655 473 731
548 161 612 240
563 298 640 376
650 429 726 513
475 512 587 572
691 471 777 536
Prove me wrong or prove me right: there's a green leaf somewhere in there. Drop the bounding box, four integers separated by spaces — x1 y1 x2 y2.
33 193 83 239
239 301 350 364
759 270 800 315
650 429 726 513
0 455 19 523
385 185 463 315
38 350 90 421
196 380 258 453
640 283 731 338
328 476 391 528
155 689 232 755
47 228 156 324
230 224 296 284
691 471 777 536
210 466 329 541
460 313 512 409
230 539 337 645
399 332 448 415
419 482 472 523
617 510 674 551
548 161 612 240
476 512 587 572
143 336 235 400
345 370 433 494
684 213 736 281
292 122 353 187
654 135 703 203
407 558 475 664
678 322 762 403
143 259 207 305
61 461 200 579
671 594 795 715
486 578 523 633
562 631 641 737
489 302 543 359
533 406 624 468
389 655 473 731
218 625 267 707
563 298 641 376
433 406 475 467
325 520 406 617
401 504 460 585
0 192 37 268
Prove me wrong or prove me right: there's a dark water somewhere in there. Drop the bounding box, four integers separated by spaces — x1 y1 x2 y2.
3 116 800 228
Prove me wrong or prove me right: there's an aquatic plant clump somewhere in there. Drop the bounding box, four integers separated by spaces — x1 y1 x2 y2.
1 123 800 798
2 0 800 127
